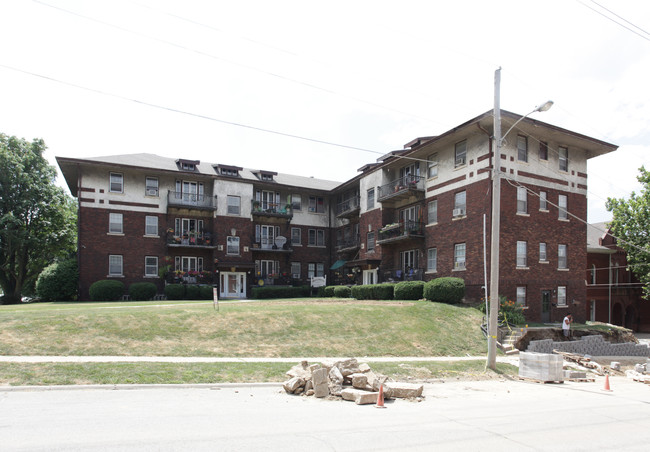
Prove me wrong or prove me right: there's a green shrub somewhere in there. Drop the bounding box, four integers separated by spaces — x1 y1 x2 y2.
313 286 326 297
372 283 395 300
333 286 351 298
185 285 201 300
89 280 125 301
128 282 157 301
479 296 526 325
351 285 373 300
35 258 78 302
393 280 425 300
423 277 465 304
164 284 186 300
199 285 214 300
251 285 310 299
323 286 336 297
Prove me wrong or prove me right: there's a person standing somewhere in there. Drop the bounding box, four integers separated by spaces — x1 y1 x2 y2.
563 313 573 339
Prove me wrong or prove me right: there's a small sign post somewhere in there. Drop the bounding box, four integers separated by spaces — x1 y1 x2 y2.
212 287 219 312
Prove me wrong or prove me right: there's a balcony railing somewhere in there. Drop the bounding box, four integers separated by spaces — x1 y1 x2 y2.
250 237 293 252
166 232 216 248
377 220 424 244
251 200 293 218
383 268 424 282
336 196 360 218
167 191 216 210
377 175 425 202
336 236 360 251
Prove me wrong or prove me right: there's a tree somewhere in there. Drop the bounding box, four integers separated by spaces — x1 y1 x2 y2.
0 134 77 304
606 166 650 298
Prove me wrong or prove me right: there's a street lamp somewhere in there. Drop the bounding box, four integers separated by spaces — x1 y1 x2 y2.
487 68 553 370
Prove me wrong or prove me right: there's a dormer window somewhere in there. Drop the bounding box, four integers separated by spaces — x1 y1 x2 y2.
214 164 243 178
256 170 277 182
176 159 200 172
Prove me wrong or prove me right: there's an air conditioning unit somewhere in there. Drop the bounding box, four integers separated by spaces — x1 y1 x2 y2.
455 157 466 166
147 189 158 196
453 208 465 217
292 274 300 279
454 261 466 269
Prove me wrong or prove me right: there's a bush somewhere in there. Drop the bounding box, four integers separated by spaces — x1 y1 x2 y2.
199 285 214 300
164 284 186 300
323 286 336 297
251 285 310 299
423 277 465 304
35 258 78 302
351 285 373 300
393 280 425 300
128 282 157 301
89 279 125 302
333 286 351 298
479 296 527 325
185 285 201 300
372 283 395 300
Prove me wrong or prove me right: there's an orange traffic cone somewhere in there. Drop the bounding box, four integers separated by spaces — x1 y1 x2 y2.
602 374 612 392
375 384 387 408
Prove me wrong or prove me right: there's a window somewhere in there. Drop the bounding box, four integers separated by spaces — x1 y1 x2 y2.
453 191 466 217
308 263 315 279
427 248 437 272
308 229 316 246
558 194 568 220
291 262 301 279
109 213 123 234
109 255 123 276
539 242 547 262
454 243 466 270
517 187 527 214
175 256 203 272
227 236 240 255
309 196 325 213
316 263 324 277
559 147 568 172
317 230 325 247
427 199 438 224
540 191 548 210
145 216 158 236
145 256 158 277
291 194 302 211
291 227 301 245
517 136 528 162
454 140 467 168
427 153 438 178
227 195 241 215
145 177 158 196
516 286 526 306
516 241 527 267
182 161 196 171
109 172 123 193
367 231 375 252
557 286 567 306
220 167 239 176
558 244 568 269
539 141 548 160
367 188 375 210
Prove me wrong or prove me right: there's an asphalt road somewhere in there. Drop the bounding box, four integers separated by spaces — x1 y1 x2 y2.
2 376 650 451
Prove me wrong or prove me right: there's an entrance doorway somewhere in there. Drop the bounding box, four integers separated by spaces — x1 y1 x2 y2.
219 272 247 299
363 269 377 285
541 290 551 323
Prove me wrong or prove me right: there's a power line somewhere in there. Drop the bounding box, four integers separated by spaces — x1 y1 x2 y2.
576 0 650 43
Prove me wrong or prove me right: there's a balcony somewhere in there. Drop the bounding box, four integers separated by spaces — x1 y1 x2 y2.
377 220 425 245
336 196 360 219
250 237 293 253
383 268 424 282
336 236 361 253
377 175 425 204
166 232 217 249
251 200 293 220
167 191 216 211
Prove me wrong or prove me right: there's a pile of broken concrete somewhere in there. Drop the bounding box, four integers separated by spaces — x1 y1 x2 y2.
282 358 424 405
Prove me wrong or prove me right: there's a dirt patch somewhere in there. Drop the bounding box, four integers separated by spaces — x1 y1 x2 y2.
249 299 416 307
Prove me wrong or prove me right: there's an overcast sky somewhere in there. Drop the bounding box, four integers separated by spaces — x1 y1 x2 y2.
1 0 648 223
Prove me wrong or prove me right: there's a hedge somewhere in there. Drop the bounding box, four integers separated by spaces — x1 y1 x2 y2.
35 258 78 302
199 285 214 300
323 286 336 297
333 286 351 298
251 285 310 299
128 282 157 301
185 284 201 300
423 277 465 304
393 280 425 300
351 285 373 300
372 283 395 300
164 284 186 300
89 280 125 301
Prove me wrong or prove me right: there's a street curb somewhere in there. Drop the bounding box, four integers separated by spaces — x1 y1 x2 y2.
0 382 284 392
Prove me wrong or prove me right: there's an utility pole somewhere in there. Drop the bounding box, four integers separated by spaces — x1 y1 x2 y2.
487 68 502 370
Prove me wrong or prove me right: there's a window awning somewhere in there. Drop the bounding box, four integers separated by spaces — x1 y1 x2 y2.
330 260 347 270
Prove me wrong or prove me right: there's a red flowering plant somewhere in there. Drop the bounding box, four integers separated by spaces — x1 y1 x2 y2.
479 295 526 325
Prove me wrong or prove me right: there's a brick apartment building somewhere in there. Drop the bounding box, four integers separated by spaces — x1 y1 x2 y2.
57 109 618 323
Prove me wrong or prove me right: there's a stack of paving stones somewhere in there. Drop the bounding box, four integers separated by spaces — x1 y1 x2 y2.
527 335 650 357
519 352 564 381
282 358 424 405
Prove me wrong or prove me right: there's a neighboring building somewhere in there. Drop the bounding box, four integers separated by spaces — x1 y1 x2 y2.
58 109 618 324
586 222 649 332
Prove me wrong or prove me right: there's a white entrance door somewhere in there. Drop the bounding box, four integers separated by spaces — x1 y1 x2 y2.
220 272 247 299
363 269 377 285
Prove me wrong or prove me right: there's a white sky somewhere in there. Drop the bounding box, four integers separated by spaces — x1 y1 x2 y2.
1 0 648 223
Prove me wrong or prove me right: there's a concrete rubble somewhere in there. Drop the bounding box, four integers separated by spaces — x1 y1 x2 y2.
282 358 424 404
527 335 650 357
626 359 650 383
